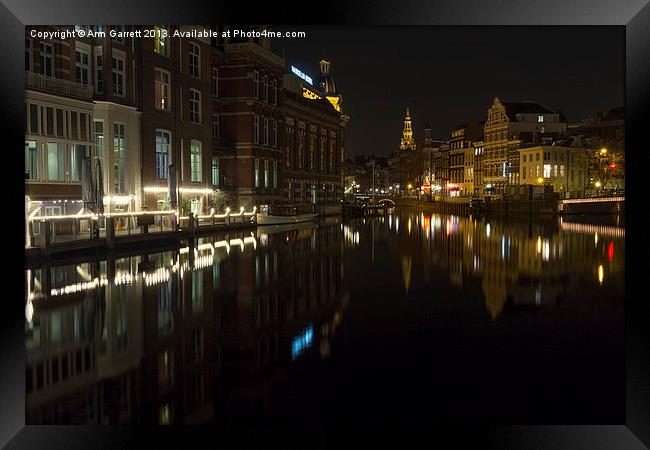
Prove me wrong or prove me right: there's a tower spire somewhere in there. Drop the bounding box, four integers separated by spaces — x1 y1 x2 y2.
400 107 415 151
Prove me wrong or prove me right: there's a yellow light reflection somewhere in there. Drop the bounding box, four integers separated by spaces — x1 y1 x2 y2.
598 265 604 285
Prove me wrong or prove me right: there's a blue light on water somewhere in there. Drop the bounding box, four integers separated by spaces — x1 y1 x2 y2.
291 326 314 360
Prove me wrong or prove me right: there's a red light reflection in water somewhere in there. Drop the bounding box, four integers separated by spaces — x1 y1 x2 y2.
607 241 614 261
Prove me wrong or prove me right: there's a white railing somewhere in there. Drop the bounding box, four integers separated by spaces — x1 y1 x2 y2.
25 72 94 100
559 196 624 205
26 207 257 249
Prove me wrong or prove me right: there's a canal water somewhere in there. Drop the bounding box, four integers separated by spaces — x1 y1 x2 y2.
24 209 624 424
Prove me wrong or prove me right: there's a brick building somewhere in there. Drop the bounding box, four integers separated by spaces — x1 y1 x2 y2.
283 59 347 208
215 30 285 208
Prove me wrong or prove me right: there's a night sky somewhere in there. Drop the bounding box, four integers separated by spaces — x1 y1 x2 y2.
272 26 624 158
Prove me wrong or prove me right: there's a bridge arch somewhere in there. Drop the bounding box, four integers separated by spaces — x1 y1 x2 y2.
377 198 396 206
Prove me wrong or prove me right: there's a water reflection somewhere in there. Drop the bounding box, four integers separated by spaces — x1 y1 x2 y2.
25 210 624 424
25 220 347 424
343 210 624 319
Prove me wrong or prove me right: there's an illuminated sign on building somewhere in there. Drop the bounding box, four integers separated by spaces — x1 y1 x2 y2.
291 66 313 85
326 95 342 112
302 87 322 100
291 325 314 360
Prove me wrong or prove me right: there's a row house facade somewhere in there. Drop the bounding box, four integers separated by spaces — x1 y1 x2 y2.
215 33 286 208
283 69 346 207
394 100 609 200
140 26 214 215
25 26 348 220
479 97 567 197
519 145 589 197
447 121 483 197
25 26 95 220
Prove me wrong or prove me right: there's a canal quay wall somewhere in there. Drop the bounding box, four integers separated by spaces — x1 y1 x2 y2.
25 212 257 264
394 196 624 217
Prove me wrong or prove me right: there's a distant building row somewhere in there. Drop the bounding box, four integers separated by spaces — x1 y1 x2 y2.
346 99 623 199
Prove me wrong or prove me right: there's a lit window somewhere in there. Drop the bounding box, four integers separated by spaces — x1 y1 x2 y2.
47 142 65 181
93 120 104 158
25 140 39 180
543 164 551 178
153 26 169 56
264 159 269 187
211 157 219 186
190 141 202 182
254 159 260 187
538 115 544 122
273 160 277 188
155 130 171 179
154 68 170 110
113 124 126 193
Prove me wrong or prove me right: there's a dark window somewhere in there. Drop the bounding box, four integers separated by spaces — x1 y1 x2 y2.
46 107 54 136
30 105 38 133
71 111 78 139
80 113 87 140
56 109 64 137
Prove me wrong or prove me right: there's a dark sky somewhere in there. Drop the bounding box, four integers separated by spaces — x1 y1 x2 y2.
271 26 624 158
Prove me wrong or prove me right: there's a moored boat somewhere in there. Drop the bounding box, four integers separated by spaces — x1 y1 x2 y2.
256 204 318 225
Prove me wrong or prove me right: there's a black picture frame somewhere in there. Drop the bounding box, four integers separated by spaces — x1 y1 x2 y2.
4 0 649 447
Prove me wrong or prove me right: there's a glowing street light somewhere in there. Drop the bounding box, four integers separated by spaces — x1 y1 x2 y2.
537 177 544 184
595 181 602 188
600 148 608 155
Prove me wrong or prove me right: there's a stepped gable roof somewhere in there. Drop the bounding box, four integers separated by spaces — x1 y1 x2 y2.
501 101 556 121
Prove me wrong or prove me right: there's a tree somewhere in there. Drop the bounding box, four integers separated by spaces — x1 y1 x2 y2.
585 138 625 192
207 189 231 212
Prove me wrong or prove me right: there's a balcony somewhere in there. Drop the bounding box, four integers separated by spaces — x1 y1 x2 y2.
25 72 94 101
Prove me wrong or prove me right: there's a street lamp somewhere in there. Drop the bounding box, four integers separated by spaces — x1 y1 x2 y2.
537 177 544 184
595 181 602 188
